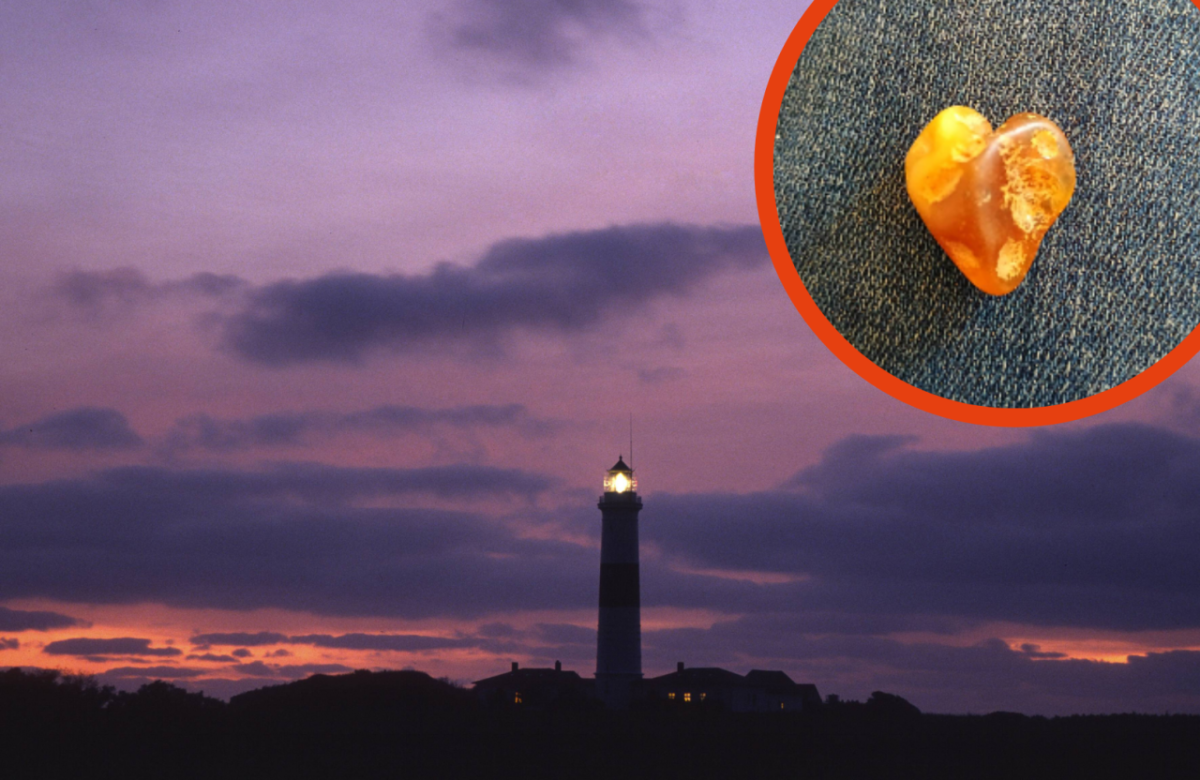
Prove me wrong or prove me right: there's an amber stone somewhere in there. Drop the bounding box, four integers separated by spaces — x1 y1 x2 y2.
905 107 1075 296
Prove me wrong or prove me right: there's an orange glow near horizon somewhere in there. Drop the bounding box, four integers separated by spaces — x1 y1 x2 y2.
8 600 1200 696
0 599 737 682
888 622 1200 664
0 599 573 687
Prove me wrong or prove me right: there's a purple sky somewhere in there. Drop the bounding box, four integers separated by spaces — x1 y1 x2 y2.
3 0 1200 714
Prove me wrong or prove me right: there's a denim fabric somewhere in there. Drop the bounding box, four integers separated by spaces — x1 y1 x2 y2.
774 0 1200 408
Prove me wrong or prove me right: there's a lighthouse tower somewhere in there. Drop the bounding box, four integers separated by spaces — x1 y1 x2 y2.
595 456 643 708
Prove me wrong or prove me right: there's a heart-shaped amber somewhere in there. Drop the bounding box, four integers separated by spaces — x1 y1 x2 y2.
905 107 1075 296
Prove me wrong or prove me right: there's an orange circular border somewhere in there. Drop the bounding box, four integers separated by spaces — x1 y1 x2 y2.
755 0 1200 427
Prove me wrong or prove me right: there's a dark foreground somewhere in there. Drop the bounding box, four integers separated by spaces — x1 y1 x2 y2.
3 668 1199 779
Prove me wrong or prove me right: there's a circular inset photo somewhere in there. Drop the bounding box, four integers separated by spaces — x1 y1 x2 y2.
756 0 1200 426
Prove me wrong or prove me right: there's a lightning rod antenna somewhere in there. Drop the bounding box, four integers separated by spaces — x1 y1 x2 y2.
629 414 634 470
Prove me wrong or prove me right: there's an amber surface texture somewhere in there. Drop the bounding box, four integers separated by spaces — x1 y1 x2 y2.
905 107 1075 296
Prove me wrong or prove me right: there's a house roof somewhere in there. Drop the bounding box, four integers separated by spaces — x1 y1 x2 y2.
794 683 822 702
645 667 821 701
473 668 584 688
644 667 748 687
744 670 797 694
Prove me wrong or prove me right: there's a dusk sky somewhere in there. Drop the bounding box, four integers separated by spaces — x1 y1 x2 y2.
4 0 1200 715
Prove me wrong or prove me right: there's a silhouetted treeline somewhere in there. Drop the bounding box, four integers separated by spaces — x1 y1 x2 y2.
2 667 1199 779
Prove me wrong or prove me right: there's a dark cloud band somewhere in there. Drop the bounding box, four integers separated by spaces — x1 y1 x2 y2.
52 268 243 316
162 403 545 453
43 637 181 657
0 408 142 450
0 606 83 632
644 423 1200 632
190 632 475 652
50 224 765 367
5 423 1199 635
0 461 583 618
221 223 765 365
436 0 648 71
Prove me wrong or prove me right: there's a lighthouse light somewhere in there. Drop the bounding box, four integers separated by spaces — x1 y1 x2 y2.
602 456 637 495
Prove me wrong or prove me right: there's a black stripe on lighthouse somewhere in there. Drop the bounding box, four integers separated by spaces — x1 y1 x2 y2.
598 563 640 608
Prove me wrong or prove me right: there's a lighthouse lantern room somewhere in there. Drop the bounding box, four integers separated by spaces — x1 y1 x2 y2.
602 456 637 495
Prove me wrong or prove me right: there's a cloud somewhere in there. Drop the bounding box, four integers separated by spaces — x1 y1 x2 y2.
636 366 685 384
190 632 288 648
43 638 182 657
643 423 1200 632
194 631 478 653
161 403 546 453
52 268 243 317
51 268 158 314
7 423 1200 641
181 626 590 663
187 653 239 663
165 413 314 452
338 404 538 432
0 408 142 450
0 606 84 632
287 633 476 652
0 638 17 650
0 403 552 460
1018 643 1067 660
534 623 595 645
220 223 764 365
99 665 206 679
230 661 354 679
45 224 764 368
0 461 584 619
63 461 554 506
1165 382 1200 436
433 0 648 72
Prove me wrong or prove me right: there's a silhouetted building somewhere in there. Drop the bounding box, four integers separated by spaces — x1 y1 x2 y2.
473 661 593 707
595 456 642 709
472 459 825 713
644 663 822 713
743 670 823 711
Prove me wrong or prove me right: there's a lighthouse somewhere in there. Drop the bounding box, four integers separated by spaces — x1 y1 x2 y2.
595 456 643 708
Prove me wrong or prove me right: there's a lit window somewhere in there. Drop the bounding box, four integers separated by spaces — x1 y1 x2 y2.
683 692 691 702
780 702 785 710
700 693 707 701
514 692 522 704
668 692 675 700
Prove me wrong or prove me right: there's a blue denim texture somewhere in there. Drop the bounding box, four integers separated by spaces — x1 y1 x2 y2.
774 0 1200 408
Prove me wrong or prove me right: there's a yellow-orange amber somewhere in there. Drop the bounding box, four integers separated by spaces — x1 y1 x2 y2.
905 107 1075 296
